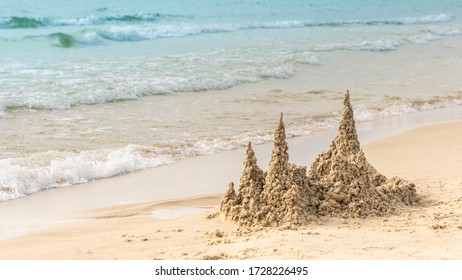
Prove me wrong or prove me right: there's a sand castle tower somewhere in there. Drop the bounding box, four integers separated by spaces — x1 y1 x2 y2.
259 113 319 226
309 91 418 218
221 114 319 227
259 113 293 223
220 142 265 226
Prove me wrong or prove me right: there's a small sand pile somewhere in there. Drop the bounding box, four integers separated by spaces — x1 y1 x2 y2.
220 90 419 227
309 91 419 218
220 114 319 227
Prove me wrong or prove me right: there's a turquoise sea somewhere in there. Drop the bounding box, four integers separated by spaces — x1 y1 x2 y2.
1 0 462 200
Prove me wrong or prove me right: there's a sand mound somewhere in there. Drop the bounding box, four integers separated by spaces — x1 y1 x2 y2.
220 114 320 227
220 91 419 227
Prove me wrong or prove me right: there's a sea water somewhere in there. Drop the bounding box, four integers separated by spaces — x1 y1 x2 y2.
1 0 462 201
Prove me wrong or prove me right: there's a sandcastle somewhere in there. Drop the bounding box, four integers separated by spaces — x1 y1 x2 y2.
220 114 320 227
220 90 419 227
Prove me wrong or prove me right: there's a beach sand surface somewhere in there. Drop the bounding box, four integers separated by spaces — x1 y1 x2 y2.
1 121 462 260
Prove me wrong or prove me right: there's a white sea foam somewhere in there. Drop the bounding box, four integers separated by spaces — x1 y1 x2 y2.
293 52 321 65
1 60 298 110
0 145 174 201
438 28 462 36
356 39 401 51
96 24 239 41
316 38 403 52
50 15 102 26
254 20 305 29
411 33 442 44
77 30 103 45
381 13 455 25
354 96 462 122
313 26 462 53
354 103 418 122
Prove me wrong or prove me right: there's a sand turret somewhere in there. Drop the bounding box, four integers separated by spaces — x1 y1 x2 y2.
220 142 265 225
332 90 361 154
309 91 418 218
259 113 293 224
221 114 319 227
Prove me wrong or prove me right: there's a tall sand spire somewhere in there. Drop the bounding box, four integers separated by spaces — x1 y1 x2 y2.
220 114 319 227
235 142 266 225
220 142 265 225
259 113 319 226
262 113 291 200
336 90 361 153
259 113 294 225
309 90 418 218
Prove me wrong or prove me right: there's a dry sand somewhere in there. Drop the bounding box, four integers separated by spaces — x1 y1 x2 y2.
0 119 462 260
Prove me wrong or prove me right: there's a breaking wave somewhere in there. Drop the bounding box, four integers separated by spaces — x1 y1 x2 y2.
1 62 300 111
0 13 454 29
0 13 181 29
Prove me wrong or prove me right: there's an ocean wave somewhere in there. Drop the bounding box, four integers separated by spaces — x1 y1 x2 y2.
0 16 44 28
312 26 462 52
354 13 455 26
1 63 297 111
407 28 462 44
354 39 401 51
47 31 102 48
48 32 77 48
49 13 165 26
0 145 174 201
291 13 455 27
34 16 458 49
355 94 462 121
98 24 238 41
39 25 236 47
0 13 179 29
1 13 454 31
311 38 402 52
0 128 305 201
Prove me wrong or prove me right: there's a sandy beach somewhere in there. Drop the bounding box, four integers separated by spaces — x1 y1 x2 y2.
1 114 461 260
3 0 462 266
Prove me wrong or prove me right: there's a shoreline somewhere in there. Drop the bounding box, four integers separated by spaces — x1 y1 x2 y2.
0 108 462 259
